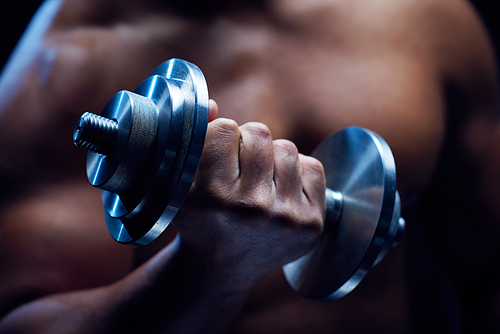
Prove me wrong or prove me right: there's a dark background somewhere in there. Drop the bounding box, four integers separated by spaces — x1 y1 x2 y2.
1 0 44 72
1 0 499 74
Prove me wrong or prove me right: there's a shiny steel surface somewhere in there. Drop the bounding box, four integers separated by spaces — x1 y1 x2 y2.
283 127 400 300
87 91 159 194
75 59 209 246
324 188 343 231
73 112 118 155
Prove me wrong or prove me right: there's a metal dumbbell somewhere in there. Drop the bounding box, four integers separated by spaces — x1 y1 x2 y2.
73 58 405 301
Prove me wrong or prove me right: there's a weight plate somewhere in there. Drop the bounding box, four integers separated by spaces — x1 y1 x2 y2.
282 127 397 300
103 59 209 246
102 75 181 218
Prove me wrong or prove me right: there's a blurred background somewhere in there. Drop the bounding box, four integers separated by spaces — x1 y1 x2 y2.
1 0 43 72
1 0 500 75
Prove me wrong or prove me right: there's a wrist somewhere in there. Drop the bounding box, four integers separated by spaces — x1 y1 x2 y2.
172 235 262 296
105 235 256 333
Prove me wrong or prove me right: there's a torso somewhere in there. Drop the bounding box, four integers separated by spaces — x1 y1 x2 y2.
0 0 480 331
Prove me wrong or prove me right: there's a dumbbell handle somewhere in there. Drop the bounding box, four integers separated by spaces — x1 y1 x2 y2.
324 187 403 246
324 188 343 231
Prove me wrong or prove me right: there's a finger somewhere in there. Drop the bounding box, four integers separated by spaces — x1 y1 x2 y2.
273 139 302 200
238 122 274 191
299 154 326 206
208 99 218 122
197 118 240 185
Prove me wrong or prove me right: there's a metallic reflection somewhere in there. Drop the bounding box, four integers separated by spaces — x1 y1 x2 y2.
283 127 403 300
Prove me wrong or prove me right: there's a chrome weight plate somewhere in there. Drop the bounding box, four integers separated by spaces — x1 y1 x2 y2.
282 127 398 300
78 59 209 246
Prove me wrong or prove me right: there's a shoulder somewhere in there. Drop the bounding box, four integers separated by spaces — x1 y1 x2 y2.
416 0 496 80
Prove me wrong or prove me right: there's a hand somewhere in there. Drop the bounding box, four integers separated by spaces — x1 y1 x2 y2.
173 103 326 287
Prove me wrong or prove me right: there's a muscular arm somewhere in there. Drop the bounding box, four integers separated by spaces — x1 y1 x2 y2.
0 111 325 334
0 237 252 334
0 1 325 330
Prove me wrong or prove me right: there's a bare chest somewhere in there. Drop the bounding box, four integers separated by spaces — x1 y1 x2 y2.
194 28 445 200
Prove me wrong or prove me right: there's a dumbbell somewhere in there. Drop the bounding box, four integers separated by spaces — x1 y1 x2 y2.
73 58 405 301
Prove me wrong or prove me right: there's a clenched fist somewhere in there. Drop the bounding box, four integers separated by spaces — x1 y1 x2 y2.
173 101 326 287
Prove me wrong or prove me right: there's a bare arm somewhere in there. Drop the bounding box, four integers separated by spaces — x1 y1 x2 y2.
2 3 303 332
0 237 252 334
0 116 325 333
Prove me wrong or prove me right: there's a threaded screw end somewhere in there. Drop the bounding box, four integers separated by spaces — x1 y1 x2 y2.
73 112 119 155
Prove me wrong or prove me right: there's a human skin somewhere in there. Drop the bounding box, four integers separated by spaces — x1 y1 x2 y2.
0 0 499 332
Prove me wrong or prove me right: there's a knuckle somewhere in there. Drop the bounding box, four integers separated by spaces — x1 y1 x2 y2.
300 155 325 177
209 118 239 137
241 122 272 141
273 139 299 158
301 155 324 171
241 187 273 212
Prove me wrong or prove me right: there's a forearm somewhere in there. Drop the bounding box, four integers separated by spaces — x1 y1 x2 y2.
111 235 255 334
0 236 253 334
